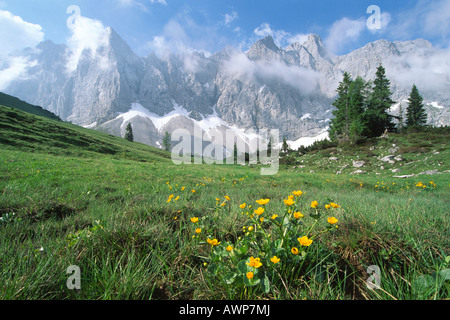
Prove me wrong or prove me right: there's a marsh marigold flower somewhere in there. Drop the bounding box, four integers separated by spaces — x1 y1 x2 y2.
207 238 220 246
292 190 303 197
246 272 254 280
325 204 331 210
293 212 304 219
226 245 233 252
298 236 313 247
190 217 199 223
256 199 270 205
271 214 278 220
327 217 338 225
284 198 295 206
195 228 202 234
246 256 263 268
310 200 318 208
271 256 281 264
330 202 340 208
239 203 246 209
225 195 231 201
254 207 265 216
291 247 299 255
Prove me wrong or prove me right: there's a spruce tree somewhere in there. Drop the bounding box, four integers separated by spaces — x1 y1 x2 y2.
124 123 134 142
364 65 395 138
329 72 352 142
347 76 369 143
162 131 171 151
282 136 289 154
406 84 427 128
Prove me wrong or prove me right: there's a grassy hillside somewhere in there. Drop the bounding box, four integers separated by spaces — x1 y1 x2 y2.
0 105 171 163
0 106 449 301
0 92 61 121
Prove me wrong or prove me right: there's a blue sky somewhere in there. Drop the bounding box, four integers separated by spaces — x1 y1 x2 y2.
1 0 450 58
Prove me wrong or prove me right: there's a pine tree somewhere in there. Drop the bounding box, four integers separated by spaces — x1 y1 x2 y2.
124 123 134 142
282 136 289 154
162 131 171 151
329 72 369 143
364 65 395 138
406 84 427 128
329 72 352 142
347 76 369 143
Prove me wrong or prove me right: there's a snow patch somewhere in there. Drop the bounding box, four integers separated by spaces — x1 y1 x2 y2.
301 113 312 121
430 101 444 109
281 129 330 150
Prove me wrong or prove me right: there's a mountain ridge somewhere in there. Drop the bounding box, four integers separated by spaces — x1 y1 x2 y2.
3 28 449 150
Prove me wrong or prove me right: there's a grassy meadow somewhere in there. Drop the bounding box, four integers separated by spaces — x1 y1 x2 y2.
0 105 449 300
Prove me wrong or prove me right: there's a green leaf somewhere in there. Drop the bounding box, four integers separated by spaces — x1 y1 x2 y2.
222 272 237 285
240 244 249 255
237 259 249 274
261 273 271 294
412 275 434 296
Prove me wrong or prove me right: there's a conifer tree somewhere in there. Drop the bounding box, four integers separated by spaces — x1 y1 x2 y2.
124 123 134 142
406 84 427 128
364 65 395 137
162 131 171 151
329 72 352 142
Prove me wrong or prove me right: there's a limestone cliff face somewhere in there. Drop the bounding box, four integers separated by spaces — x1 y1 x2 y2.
4 28 449 148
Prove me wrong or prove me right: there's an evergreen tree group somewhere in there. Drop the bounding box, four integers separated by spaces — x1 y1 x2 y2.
328 65 426 144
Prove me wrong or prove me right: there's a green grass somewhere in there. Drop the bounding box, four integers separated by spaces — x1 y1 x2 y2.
0 106 449 300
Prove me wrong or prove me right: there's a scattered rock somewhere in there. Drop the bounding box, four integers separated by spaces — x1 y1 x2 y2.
380 155 396 164
353 160 365 168
393 174 416 178
350 170 366 175
417 169 442 176
391 168 401 173
329 157 338 161
394 155 403 162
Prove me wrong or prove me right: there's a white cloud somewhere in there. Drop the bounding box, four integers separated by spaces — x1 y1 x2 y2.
150 0 167 5
389 0 450 46
253 23 308 48
324 17 366 54
65 14 111 72
0 10 44 90
0 10 44 57
224 11 238 26
223 52 320 95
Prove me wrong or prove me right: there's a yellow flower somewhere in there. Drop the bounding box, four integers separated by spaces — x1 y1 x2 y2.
246 256 263 268
215 198 221 202
292 190 303 196
207 238 220 246
291 247 299 255
260 217 264 223
190 217 199 223
220 202 226 207
191 189 196 193
181 187 185 191
174 196 180 201
298 236 313 247
271 214 278 220
284 198 295 206
226 245 233 252
256 199 270 205
246 272 254 280
166 198 172 203
293 211 304 219
415 182 423 187
327 217 339 225
239 203 246 209
270 256 281 264
254 207 265 216
325 204 331 210
225 195 231 201
195 228 202 234
288 195 294 200
310 200 318 208
330 202 340 208
247 226 254 232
